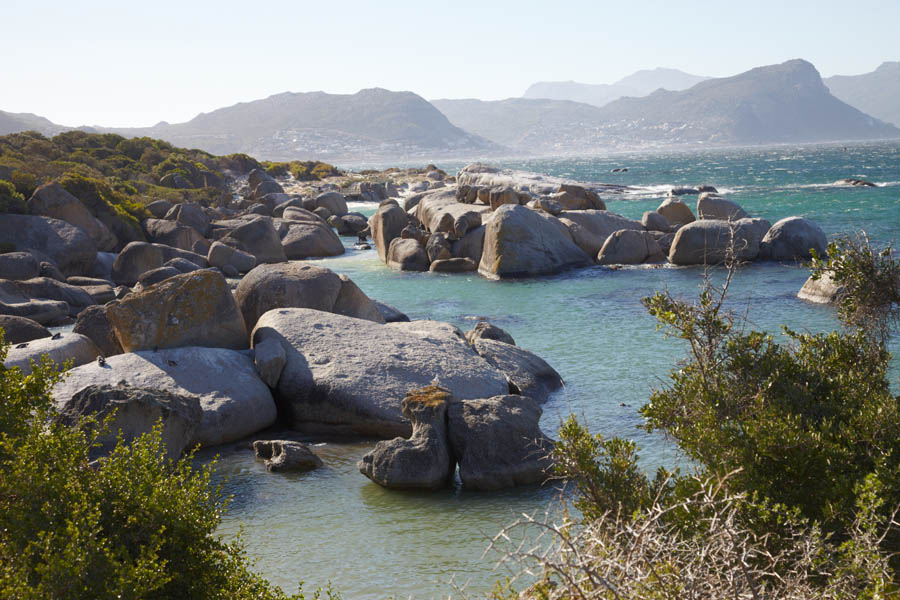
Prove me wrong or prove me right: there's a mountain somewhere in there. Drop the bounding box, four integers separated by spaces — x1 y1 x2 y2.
0 110 67 136
111 88 502 161
825 62 900 127
523 67 708 107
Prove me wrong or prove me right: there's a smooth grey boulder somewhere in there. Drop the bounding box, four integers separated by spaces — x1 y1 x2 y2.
0 252 41 281
668 219 761 265
73 304 123 357
52 347 277 447
272 197 306 218
480 205 591 278
111 242 164 285
106 270 248 352
528 197 564 216
281 221 345 259
758 217 827 262
416 190 486 238
0 215 97 276
164 203 210 236
163 257 203 274
0 315 50 344
282 206 326 225
253 336 286 387
221 217 287 264
798 272 842 304
328 213 368 236
465 321 515 346
313 192 348 216
254 440 323 472
56 383 202 461
136 266 181 288
470 338 563 402
555 183 605 210
448 395 554 491
207 241 256 274
4 332 99 374
143 218 204 251
451 225 485 264
642 211 670 232
373 300 409 323
697 194 749 221
251 309 509 437
488 186 521 211
387 238 429 271
146 200 174 219
234 262 384 330
0 280 70 324
358 385 454 490
14 277 95 317
429 257 477 273
559 210 644 257
657 197 696 226
426 232 452 263
369 201 409 263
597 229 664 265
27 182 117 251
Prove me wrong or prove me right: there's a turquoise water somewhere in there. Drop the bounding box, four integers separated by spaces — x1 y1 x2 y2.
204 141 900 599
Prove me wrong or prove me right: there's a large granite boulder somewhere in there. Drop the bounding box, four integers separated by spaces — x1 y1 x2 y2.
313 192 348 217
143 218 205 251
0 215 97 276
480 205 591 278
642 211 670 232
253 440 323 472
0 315 50 344
73 304 123 357
207 241 256 274
369 201 409 263
551 184 605 211
52 347 277 447
0 252 41 281
696 194 749 221
358 385 455 490
106 270 248 352
448 395 554 491
253 336 287 387
559 210 644 257
466 321 515 346
597 229 664 265
797 272 842 304
4 332 99 374
657 197 696 226
416 190 486 238
251 309 509 437
164 202 210 236
55 383 202 461
235 262 383 330
758 217 827 262
0 280 69 325
221 217 287 264
451 225 486 263
281 221 345 259
111 242 208 286
13 277 95 317
27 182 117 251
470 338 563 402
668 219 761 265
387 238 430 272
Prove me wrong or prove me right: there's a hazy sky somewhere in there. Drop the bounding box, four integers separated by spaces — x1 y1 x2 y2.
4 0 898 127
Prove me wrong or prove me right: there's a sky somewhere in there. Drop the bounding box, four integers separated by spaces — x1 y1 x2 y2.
3 0 899 128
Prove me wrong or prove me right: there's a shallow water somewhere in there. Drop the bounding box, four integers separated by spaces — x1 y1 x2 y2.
205 141 900 599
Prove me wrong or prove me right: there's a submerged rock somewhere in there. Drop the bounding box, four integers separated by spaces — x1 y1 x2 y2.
254 440 323 472
797 271 842 304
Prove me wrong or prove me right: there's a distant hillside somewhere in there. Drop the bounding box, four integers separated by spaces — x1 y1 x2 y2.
523 67 708 107
111 88 503 161
0 110 66 136
596 59 899 144
825 62 900 127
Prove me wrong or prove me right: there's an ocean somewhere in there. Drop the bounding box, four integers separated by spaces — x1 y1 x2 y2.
202 140 900 599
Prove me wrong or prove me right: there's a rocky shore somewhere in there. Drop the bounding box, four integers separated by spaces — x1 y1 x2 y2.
1 158 833 491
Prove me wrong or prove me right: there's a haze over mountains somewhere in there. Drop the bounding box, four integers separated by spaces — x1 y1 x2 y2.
523 67 709 107
2 59 897 161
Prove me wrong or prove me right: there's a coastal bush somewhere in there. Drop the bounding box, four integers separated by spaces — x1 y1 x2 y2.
0 179 26 213
290 160 341 181
0 333 315 599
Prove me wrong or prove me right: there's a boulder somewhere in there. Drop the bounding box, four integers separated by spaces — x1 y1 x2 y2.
146 200 174 219
597 229 664 265
136 266 181 289
480 205 591 278
234 262 383 330
313 192 348 216
73 305 123 357
0 252 41 281
0 215 97 276
282 206 326 225
251 309 509 437
373 300 410 323
470 338 563 402
88 251 117 281
425 232 452 263
657 197 696 226
668 219 761 265
281 221 345 259
429 257 477 273
313 207 332 221
253 440 323 472
39 261 66 282
27 182 117 251
143 218 204 251
758 217 827 262
221 217 287 264
328 213 368 236
557 183 605 210
163 257 203 274
0 315 50 344
447 395 554 491
400 224 428 244
13 277 95 317
4 332 99 374
111 242 164 286
106 270 248 352
488 186 521 211
528 197 564 216
164 203 210 236
159 172 191 189
797 272 842 304
416 190 485 238
697 194 749 221
252 179 284 199
465 321 515 346
52 347 277 447
559 210 645 257
56 383 202 461
253 336 287 387
272 197 306 218
358 385 454 490
246 203 272 217
207 241 257 274
248 168 273 191
650 231 676 256
0 280 70 325
451 225 485 263
387 238 430 272
369 201 409 262
642 211 670 232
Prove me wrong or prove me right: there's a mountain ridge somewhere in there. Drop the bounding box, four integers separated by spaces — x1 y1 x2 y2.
825 62 900 127
523 67 709 107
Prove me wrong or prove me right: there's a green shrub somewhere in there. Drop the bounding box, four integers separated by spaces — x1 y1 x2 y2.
0 179 26 214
